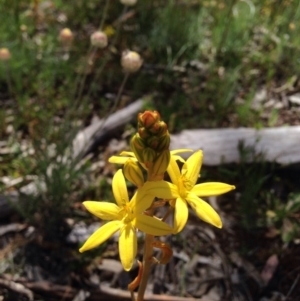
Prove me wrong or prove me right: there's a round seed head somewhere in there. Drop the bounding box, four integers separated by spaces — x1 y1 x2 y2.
59 28 74 46
90 31 108 48
121 50 143 73
0 48 11 61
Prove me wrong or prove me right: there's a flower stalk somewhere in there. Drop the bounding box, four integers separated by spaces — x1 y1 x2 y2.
137 234 154 301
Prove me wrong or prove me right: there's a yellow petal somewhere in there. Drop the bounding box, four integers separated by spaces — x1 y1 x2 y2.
182 150 203 186
135 215 173 236
142 180 179 200
120 151 136 157
171 149 193 155
191 182 235 197
108 156 130 164
83 201 122 220
79 220 121 252
167 155 181 185
112 169 129 207
130 191 154 214
186 193 222 228
173 197 189 233
119 224 137 271
108 152 136 164
170 155 185 163
170 149 193 163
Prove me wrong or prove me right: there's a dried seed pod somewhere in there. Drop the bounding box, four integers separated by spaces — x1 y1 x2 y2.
59 28 74 46
121 50 143 73
90 31 108 48
0 48 11 61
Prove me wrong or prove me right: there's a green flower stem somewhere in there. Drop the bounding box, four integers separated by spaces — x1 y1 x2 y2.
4 61 14 99
137 233 154 301
216 0 238 57
113 72 130 112
73 0 110 105
75 0 109 107
84 52 109 101
99 0 110 30
75 47 97 104
83 4 128 103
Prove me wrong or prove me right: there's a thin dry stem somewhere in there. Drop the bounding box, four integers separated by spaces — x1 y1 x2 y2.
130 290 136 301
162 205 174 222
137 234 154 301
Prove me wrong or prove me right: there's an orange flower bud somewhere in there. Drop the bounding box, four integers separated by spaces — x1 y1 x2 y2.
121 50 143 73
138 127 149 139
0 48 11 61
138 110 160 128
90 31 108 48
149 121 168 136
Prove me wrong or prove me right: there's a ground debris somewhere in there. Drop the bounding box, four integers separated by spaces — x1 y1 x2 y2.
0 277 33 301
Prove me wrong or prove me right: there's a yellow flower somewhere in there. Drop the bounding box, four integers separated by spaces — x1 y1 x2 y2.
79 169 172 271
143 150 235 233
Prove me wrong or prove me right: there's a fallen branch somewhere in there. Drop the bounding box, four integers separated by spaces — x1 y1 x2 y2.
170 126 300 165
73 98 144 158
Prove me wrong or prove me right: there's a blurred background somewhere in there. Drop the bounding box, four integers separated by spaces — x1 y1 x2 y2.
0 0 300 300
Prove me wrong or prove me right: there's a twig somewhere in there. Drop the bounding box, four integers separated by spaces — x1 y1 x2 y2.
285 273 300 301
0 278 34 301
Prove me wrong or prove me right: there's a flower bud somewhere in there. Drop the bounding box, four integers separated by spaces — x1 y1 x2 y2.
0 48 11 61
121 50 143 73
138 127 149 139
142 147 156 168
131 133 146 150
120 0 137 6
130 134 144 163
59 28 74 46
156 134 170 152
147 136 159 150
123 159 144 187
152 149 170 177
90 31 108 48
138 110 160 129
149 121 168 136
